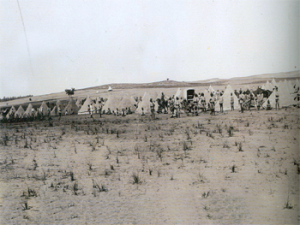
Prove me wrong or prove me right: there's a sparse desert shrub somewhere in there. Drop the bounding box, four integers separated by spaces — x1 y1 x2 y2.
284 193 293 209
149 169 152 176
110 165 114 170
248 130 253 135
170 174 174 180
238 142 243 152
27 188 37 197
283 124 289 129
223 141 230 148
21 201 30 210
227 126 234 137
185 129 191 140
92 179 108 193
231 165 236 173
144 135 147 142
70 171 75 181
156 148 164 161
33 159 38 170
157 170 161 177
132 172 141 184
202 191 210 198
88 163 93 171
24 139 29 148
216 124 222 134
72 182 79 195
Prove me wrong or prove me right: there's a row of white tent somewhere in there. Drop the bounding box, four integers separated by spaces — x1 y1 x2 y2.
2 80 299 119
262 78 300 92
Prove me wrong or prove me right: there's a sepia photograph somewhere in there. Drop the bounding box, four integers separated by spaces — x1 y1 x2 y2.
0 0 299 224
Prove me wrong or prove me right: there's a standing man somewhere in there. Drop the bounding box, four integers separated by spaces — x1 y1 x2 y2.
58 106 62 121
230 93 234 111
150 98 155 120
239 91 245 113
209 93 215 116
174 96 181 118
275 87 280 110
219 93 224 113
90 104 93 118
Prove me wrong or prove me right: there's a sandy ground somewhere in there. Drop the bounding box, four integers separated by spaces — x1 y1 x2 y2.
0 108 299 224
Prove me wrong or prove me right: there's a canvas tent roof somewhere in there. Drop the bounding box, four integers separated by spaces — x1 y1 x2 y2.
6 106 16 119
38 101 49 116
62 98 79 115
271 78 277 87
50 106 58 116
136 92 159 114
215 85 240 111
175 88 184 99
208 85 215 93
103 96 122 112
262 82 297 108
263 81 273 91
117 96 137 112
78 96 93 114
15 105 25 118
23 103 35 118
76 98 83 108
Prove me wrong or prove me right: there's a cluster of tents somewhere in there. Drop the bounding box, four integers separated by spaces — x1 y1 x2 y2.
1 78 299 120
260 79 300 108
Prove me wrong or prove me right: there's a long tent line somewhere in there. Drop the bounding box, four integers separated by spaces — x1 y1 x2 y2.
1 79 300 120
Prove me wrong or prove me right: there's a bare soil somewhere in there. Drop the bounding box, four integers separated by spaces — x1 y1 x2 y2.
0 108 299 224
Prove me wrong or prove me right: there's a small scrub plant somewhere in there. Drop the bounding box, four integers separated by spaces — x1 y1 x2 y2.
223 141 230 148
202 191 210 198
284 193 293 209
70 171 75 181
238 142 243 152
132 172 141 184
231 165 237 173
227 126 234 137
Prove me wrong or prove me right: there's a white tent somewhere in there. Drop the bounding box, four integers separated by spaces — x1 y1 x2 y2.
6 106 16 119
117 96 137 112
266 81 274 91
50 106 58 116
108 86 112 91
215 85 240 111
208 85 215 93
15 105 25 118
62 98 79 115
78 96 93 114
23 103 35 118
136 92 159 114
102 96 122 112
262 82 297 108
271 78 277 87
76 98 82 108
175 88 184 99
38 101 49 116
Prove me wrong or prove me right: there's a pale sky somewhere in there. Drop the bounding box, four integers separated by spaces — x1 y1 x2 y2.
0 0 299 97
